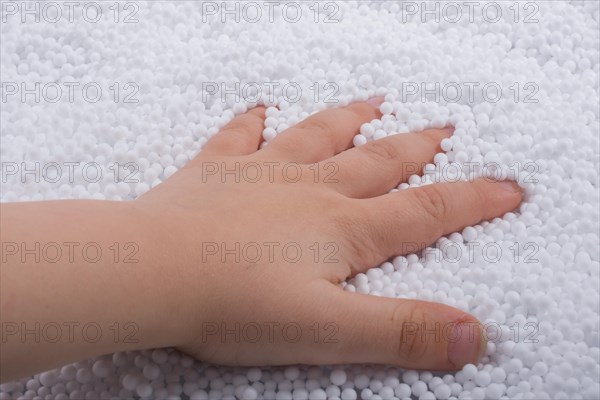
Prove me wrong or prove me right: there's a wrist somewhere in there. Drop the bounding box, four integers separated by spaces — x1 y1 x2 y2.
131 200 212 349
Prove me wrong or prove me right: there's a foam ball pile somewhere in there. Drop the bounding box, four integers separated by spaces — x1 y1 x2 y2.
1 1 599 399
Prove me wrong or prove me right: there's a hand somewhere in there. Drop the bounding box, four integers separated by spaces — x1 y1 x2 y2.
136 99 522 370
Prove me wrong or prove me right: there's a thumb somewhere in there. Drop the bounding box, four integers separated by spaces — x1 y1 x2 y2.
325 289 487 370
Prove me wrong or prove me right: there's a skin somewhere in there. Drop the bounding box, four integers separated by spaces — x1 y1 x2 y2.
0 98 522 382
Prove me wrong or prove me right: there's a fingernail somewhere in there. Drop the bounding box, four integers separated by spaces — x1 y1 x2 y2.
366 96 385 109
448 322 487 368
497 180 522 193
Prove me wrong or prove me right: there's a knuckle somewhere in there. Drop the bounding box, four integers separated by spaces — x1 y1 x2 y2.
468 185 487 221
421 129 444 147
330 199 371 248
334 200 381 267
222 127 250 142
394 303 428 361
270 135 295 153
331 200 364 236
303 117 333 133
247 109 266 121
344 104 374 128
300 118 338 150
224 116 251 131
360 140 402 162
411 185 448 223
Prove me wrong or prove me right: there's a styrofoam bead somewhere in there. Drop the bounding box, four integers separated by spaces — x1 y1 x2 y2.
352 134 367 147
164 165 178 178
74 368 92 384
142 363 160 381
419 391 436 400
58 366 76 382
441 138 454 152
91 360 110 378
339 387 356 400
151 349 169 364
433 384 452 400
368 379 383 393
395 383 411 398
490 368 506 384
307 388 326 400
136 382 152 398
38 371 58 387
373 129 387 140
190 390 209 400
284 367 300 382
122 374 139 391
462 364 478 380
359 123 375 138
434 153 449 165
474 371 491 387
461 227 477 242
379 102 394 115
412 381 428 396
359 388 372 399
330 369 346 386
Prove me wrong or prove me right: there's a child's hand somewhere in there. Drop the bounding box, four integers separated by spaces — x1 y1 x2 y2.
136 100 522 370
